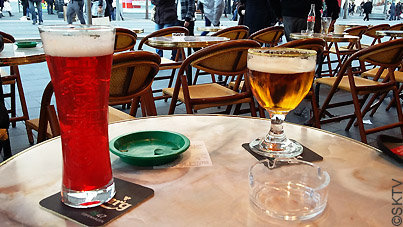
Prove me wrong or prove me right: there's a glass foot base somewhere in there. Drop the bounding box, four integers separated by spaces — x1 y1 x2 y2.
61 179 116 208
249 137 303 158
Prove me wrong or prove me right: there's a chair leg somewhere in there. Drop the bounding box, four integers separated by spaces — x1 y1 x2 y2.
386 84 402 111
129 97 140 117
258 105 266 118
10 83 16 127
345 94 369 131
391 84 403 138
12 66 33 144
310 90 321 129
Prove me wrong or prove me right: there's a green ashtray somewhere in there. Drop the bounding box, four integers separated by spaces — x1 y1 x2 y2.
16 41 37 48
109 131 190 166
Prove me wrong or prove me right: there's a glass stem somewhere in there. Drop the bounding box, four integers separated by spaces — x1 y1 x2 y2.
260 113 288 151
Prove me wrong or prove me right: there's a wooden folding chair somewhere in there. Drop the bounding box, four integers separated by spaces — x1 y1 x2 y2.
315 38 403 143
276 38 326 128
193 25 249 85
0 31 33 144
114 27 137 53
109 51 161 117
137 27 189 100
211 25 249 40
248 26 284 47
162 40 260 116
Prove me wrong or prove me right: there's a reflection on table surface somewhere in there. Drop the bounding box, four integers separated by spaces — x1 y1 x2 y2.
196 26 227 32
147 36 230 48
290 33 359 42
376 30 403 37
0 43 45 66
0 115 399 226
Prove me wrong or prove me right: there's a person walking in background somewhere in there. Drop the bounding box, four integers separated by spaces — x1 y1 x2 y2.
29 0 43 25
199 0 224 36
363 0 372 21
20 0 31 20
240 0 276 34
98 0 112 20
359 1 364 16
151 0 177 57
1 0 13 17
231 0 238 21
390 1 397 20
177 0 196 36
46 0 54 14
66 0 85 24
396 2 402 20
271 0 339 41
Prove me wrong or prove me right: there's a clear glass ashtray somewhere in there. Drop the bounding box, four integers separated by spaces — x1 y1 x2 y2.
249 158 330 221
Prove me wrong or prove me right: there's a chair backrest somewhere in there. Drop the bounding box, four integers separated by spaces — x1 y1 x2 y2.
109 51 161 115
278 38 326 56
0 31 15 43
389 23 403 31
137 26 189 51
37 82 60 143
114 27 137 53
248 26 284 47
279 38 326 78
344 39 403 84
211 25 249 40
345 25 368 38
175 39 260 104
363 24 390 45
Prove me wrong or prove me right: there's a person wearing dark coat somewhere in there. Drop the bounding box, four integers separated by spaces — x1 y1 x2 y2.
362 0 372 21
151 0 177 57
271 0 339 41
240 0 277 35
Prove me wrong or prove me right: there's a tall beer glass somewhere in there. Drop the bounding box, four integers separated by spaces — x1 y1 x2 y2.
39 25 116 208
247 48 316 158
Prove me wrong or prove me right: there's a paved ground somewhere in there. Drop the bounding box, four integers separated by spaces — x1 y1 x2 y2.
0 10 402 162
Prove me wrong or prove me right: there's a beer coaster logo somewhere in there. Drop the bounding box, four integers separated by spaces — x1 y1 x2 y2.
101 196 133 211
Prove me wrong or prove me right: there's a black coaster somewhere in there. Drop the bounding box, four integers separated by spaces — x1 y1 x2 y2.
242 140 323 162
39 178 154 226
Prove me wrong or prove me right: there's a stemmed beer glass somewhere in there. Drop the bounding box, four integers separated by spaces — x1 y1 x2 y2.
247 48 317 158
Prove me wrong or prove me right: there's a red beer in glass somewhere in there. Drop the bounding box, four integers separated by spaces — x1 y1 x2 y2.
39 25 116 208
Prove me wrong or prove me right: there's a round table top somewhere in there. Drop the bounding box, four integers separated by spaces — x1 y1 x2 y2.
0 43 45 66
375 30 403 37
196 26 227 32
0 115 400 226
290 33 360 42
147 36 230 48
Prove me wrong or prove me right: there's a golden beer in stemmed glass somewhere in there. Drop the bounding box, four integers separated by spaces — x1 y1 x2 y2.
247 48 317 158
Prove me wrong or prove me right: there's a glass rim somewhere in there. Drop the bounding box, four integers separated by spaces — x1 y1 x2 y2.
38 24 115 33
248 47 317 58
249 158 330 191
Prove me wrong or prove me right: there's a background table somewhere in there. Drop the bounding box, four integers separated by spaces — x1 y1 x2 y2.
376 30 403 38
147 36 230 48
0 43 45 67
196 26 227 32
0 115 400 226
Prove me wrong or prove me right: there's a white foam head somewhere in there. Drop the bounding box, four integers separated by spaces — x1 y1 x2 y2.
39 26 115 57
248 49 316 74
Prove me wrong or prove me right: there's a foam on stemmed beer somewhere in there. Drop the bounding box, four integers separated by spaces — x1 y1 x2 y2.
247 51 316 74
40 28 115 57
